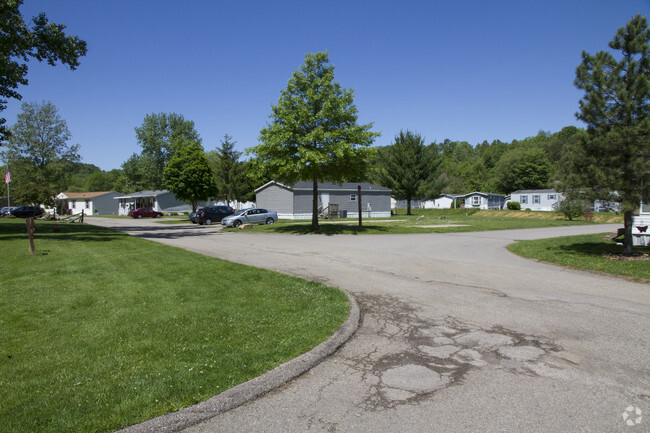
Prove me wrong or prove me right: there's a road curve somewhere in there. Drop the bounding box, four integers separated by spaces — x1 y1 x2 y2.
87 219 649 433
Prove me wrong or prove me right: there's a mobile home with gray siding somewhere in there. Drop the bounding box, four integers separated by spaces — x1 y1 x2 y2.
255 181 392 219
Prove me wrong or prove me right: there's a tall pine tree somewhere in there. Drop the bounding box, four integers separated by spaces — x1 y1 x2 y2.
561 14 650 255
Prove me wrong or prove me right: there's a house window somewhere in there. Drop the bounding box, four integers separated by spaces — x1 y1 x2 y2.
520 195 528 204
548 194 556 200
70 200 76 209
533 195 540 204
350 194 356 201
85 200 90 209
472 196 480 206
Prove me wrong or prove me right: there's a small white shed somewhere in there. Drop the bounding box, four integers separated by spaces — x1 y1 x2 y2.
632 202 650 246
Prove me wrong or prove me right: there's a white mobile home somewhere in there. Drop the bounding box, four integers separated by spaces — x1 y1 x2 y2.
55 191 122 215
511 189 564 211
462 192 506 210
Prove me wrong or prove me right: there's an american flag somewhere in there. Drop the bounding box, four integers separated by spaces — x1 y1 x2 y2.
4 169 9 184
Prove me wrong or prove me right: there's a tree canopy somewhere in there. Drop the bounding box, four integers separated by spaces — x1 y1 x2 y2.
1 101 80 205
560 14 650 255
207 135 252 206
375 130 442 215
0 0 87 141
163 141 215 212
250 51 380 229
134 113 201 189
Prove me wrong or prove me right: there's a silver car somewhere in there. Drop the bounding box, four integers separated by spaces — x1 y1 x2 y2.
221 208 278 227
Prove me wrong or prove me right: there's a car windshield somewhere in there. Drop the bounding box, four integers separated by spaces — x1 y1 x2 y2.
232 209 248 216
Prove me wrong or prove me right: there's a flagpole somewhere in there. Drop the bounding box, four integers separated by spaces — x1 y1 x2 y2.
5 165 9 209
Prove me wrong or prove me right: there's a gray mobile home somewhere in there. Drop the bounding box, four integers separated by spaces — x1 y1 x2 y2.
255 181 392 219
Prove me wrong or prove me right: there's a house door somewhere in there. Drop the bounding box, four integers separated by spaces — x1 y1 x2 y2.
320 193 330 209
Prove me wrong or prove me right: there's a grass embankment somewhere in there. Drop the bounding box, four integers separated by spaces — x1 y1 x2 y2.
508 233 650 281
226 208 623 235
0 219 349 433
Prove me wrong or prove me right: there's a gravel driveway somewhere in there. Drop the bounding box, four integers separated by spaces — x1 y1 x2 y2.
87 219 649 432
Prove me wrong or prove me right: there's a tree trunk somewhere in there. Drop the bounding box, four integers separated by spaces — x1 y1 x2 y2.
406 198 412 216
623 210 634 256
311 172 319 230
26 217 35 256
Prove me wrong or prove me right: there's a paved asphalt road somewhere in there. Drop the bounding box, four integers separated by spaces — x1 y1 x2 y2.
87 219 649 433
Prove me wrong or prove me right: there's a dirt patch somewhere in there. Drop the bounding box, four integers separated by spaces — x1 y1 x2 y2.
414 224 469 228
601 252 650 261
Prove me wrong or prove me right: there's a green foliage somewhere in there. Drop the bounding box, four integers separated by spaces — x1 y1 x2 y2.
555 198 588 220
133 113 201 189
0 0 87 141
207 134 252 204
163 141 215 211
375 130 443 215
507 201 521 210
561 14 650 254
494 147 552 193
121 152 159 192
250 51 380 228
1 101 80 205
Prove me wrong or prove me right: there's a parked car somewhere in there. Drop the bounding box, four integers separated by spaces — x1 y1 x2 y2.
188 207 203 223
221 208 278 227
10 206 44 218
129 208 163 218
196 205 235 225
1 206 14 217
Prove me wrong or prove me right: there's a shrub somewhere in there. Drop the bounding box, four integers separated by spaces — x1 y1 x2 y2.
556 198 588 220
507 201 521 210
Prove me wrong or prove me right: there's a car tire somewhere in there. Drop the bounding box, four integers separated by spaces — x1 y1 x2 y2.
265 217 274 224
155 214 161 218
205 218 212 225
233 220 242 228
137 215 143 219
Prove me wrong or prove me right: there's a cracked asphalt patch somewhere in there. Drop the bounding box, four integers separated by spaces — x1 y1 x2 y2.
350 294 565 411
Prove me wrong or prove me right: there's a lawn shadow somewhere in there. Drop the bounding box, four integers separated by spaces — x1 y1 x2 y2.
556 241 649 256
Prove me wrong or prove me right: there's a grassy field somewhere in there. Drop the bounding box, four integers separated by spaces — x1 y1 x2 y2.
0 219 349 433
508 233 650 281
222 208 623 234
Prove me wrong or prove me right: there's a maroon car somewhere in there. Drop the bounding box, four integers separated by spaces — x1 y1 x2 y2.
129 208 163 218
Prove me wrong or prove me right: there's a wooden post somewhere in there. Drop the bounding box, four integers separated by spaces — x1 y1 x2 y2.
26 217 35 256
81 209 84 223
358 185 362 228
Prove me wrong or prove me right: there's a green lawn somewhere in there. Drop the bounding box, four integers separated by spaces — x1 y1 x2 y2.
0 219 349 433
226 208 623 235
507 233 650 281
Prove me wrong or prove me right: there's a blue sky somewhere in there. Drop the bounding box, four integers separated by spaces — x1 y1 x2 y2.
3 0 649 171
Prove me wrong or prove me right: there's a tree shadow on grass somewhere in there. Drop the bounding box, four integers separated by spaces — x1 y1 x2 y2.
556 241 650 257
0 220 126 242
272 224 390 235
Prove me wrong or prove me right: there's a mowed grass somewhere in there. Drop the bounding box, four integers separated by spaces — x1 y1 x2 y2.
0 219 349 433
228 208 623 235
507 233 650 281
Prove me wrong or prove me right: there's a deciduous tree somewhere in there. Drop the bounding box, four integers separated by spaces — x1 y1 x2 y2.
250 51 379 229
163 141 215 212
1 0 87 141
1 101 80 205
134 113 201 189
